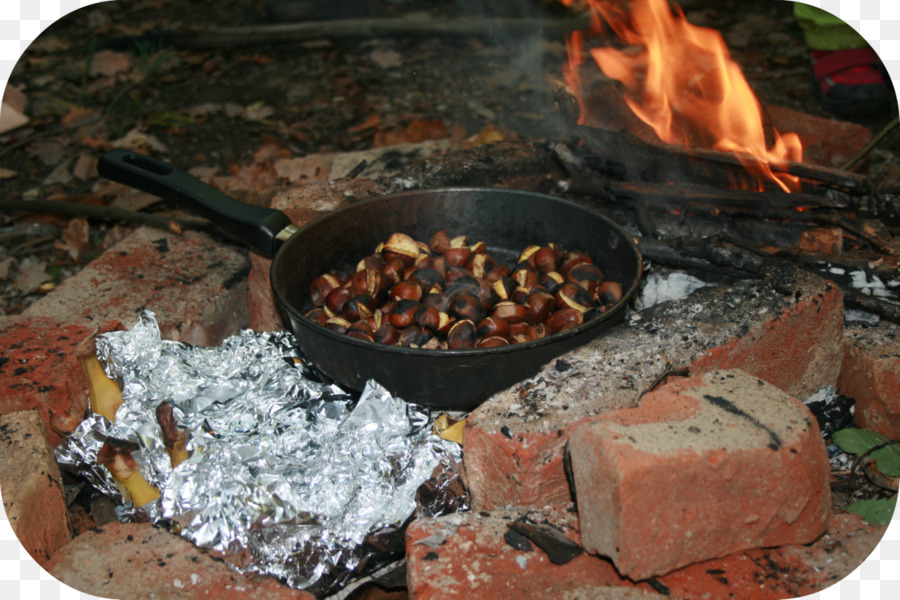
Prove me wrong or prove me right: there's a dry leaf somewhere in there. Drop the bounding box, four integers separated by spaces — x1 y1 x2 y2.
348 113 381 133
368 47 403 70
12 257 49 294
108 190 161 212
0 257 13 280
243 101 275 122
111 128 168 153
0 167 17 179
89 49 133 78
61 106 100 128
72 153 96 180
54 218 92 260
101 224 133 251
26 139 68 166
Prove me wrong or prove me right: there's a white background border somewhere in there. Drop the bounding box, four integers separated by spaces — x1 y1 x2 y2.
1 1 899 599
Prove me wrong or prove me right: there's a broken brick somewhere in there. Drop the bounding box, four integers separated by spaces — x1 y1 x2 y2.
464 263 843 511
0 409 71 566
45 522 315 600
0 316 122 445
569 369 831 580
838 321 900 438
406 503 882 600
22 227 250 346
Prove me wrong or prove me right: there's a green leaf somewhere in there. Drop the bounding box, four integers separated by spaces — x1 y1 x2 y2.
846 498 897 526
831 429 889 456
871 444 900 477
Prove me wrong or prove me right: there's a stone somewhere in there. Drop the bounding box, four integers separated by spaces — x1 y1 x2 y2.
0 316 122 445
464 263 843 510
838 320 900 438
569 369 831 580
0 409 71 566
45 521 315 600
23 227 250 346
405 504 882 600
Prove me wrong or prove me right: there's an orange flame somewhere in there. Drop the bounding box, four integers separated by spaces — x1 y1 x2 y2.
563 0 803 193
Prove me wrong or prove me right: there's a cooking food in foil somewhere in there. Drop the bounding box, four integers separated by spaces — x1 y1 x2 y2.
56 312 466 594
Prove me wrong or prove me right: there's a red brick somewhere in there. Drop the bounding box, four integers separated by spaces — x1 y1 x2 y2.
766 104 872 169
464 264 843 511
0 409 71 567
406 505 883 600
22 227 250 346
247 179 383 332
569 369 831 580
838 321 900 438
45 522 315 600
406 504 656 599
0 316 122 445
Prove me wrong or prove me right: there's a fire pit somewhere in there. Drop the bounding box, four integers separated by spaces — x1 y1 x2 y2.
2 1 898 599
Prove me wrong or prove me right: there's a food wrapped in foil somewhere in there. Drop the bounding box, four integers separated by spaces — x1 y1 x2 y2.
56 312 466 594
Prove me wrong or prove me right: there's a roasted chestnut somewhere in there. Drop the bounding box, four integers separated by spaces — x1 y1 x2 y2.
556 282 594 314
492 301 527 324
476 316 511 340
567 263 605 295
307 230 614 350
525 290 556 325
399 325 433 348
546 308 584 333
310 274 341 307
374 323 400 345
324 287 352 317
382 232 419 266
596 280 623 305
449 294 485 323
391 280 423 302
343 293 377 321
447 319 476 350
389 299 421 329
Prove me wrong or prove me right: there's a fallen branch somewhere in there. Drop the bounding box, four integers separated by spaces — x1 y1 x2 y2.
133 16 589 49
0 200 212 234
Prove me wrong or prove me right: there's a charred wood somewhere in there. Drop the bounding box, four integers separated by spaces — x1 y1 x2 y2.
637 236 900 323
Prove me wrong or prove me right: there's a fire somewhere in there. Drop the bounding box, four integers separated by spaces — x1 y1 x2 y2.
562 0 803 193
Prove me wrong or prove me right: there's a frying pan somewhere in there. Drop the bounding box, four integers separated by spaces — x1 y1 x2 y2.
98 149 642 411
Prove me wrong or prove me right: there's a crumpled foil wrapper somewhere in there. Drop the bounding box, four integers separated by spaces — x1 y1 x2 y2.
56 312 466 594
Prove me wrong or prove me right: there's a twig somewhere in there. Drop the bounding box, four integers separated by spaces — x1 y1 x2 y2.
138 16 590 49
842 116 900 172
850 439 900 493
0 200 212 234
638 363 691 400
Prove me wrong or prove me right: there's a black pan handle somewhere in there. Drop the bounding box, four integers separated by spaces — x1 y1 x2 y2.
97 149 295 257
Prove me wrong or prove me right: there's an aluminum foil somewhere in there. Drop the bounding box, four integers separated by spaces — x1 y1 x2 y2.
56 312 466 593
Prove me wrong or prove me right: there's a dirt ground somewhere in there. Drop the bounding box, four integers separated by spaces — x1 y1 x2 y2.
1 0 898 315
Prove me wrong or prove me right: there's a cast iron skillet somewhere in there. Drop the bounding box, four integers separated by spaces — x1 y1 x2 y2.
98 149 642 411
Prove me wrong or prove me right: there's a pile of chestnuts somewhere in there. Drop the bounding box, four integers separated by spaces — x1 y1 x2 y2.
303 230 624 350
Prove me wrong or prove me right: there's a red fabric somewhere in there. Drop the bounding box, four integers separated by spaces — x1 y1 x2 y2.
811 48 884 90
